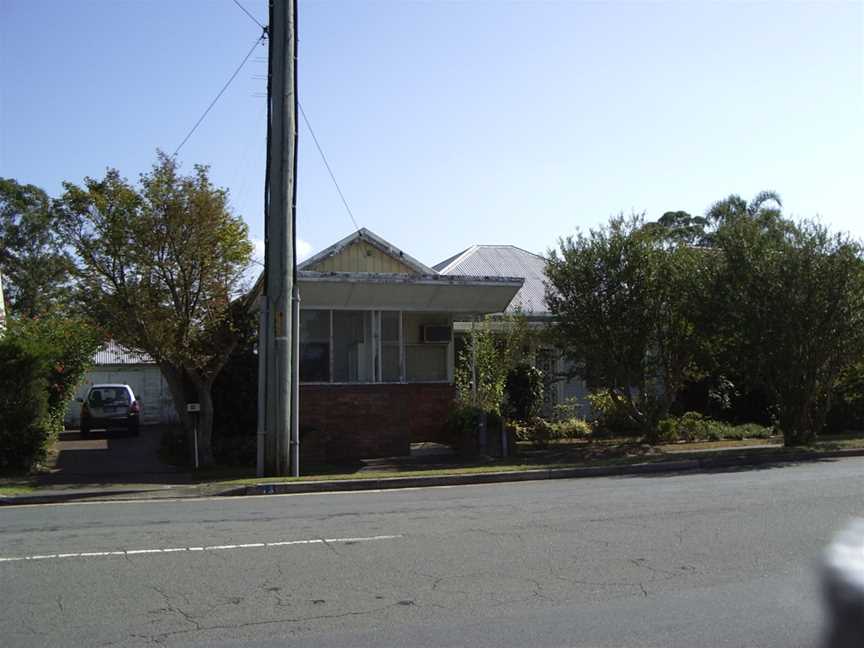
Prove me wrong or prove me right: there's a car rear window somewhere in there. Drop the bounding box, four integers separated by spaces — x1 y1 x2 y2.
88 388 130 406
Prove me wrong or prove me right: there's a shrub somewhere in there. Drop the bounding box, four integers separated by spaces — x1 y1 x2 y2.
503 363 545 421
447 402 502 455
512 417 555 448
0 340 50 470
510 419 533 446
551 397 585 421
720 423 774 440
656 412 773 443
587 390 641 437
4 317 102 438
826 361 864 433
552 417 592 440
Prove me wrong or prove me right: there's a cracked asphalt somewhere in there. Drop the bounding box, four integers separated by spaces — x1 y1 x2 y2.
3 456 863 647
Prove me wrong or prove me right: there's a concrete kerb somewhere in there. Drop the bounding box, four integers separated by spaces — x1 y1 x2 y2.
241 449 864 497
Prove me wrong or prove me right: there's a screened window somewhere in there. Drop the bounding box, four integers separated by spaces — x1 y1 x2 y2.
299 310 330 382
299 309 451 384
381 311 401 382
333 311 373 382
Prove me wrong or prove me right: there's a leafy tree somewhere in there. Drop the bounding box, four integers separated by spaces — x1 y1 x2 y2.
545 214 709 439
711 213 864 445
0 178 74 318
503 363 545 421
455 312 532 415
641 211 710 246
58 153 254 466
706 190 783 227
642 191 783 248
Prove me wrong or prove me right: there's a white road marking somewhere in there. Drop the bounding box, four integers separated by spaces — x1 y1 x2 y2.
0 534 402 564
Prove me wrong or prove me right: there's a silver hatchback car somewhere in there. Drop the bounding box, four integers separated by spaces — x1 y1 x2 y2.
78 384 141 437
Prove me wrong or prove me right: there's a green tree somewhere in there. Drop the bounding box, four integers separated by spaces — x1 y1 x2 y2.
0 178 74 318
641 210 710 246
642 191 783 249
705 190 783 228
455 313 532 415
59 153 254 466
545 214 709 439
711 212 864 445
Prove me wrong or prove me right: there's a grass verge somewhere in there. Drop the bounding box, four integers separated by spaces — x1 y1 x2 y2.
207 435 864 487
0 481 37 496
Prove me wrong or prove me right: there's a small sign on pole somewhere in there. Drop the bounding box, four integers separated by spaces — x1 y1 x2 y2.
187 403 200 469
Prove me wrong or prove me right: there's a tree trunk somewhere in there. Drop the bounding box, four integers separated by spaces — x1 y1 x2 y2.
159 362 217 466
160 362 193 436
780 400 816 447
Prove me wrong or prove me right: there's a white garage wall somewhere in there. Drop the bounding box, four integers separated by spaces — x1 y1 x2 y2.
64 365 179 428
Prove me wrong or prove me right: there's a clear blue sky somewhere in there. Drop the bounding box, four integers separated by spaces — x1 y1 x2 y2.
1 1 862 267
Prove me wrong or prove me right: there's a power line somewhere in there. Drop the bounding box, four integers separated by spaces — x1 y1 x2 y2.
298 102 360 231
173 32 267 158
231 0 266 30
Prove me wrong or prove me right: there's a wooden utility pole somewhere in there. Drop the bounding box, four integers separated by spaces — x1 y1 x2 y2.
259 0 299 476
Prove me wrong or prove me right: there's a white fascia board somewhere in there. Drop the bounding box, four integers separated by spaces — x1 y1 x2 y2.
297 271 523 313
298 270 523 288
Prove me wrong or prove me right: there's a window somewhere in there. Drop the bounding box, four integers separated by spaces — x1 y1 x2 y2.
381 311 401 382
300 310 330 382
333 311 373 382
88 387 129 406
298 309 451 384
404 313 449 382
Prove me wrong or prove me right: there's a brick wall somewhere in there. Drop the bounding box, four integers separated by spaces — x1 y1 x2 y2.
299 383 456 463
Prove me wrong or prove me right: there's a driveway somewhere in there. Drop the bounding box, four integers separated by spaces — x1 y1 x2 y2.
43 426 184 484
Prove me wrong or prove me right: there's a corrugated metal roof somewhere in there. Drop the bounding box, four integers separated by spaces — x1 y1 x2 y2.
436 245 550 315
93 340 154 366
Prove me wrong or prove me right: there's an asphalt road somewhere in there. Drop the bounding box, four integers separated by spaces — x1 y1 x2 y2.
3 457 863 647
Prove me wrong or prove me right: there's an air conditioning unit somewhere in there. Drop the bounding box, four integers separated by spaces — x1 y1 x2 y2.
422 324 451 343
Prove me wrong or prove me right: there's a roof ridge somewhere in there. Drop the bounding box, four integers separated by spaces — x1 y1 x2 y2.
474 244 547 260
435 244 480 275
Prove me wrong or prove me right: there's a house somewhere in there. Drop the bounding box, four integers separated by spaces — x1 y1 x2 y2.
435 245 589 414
64 340 179 429
292 228 523 460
